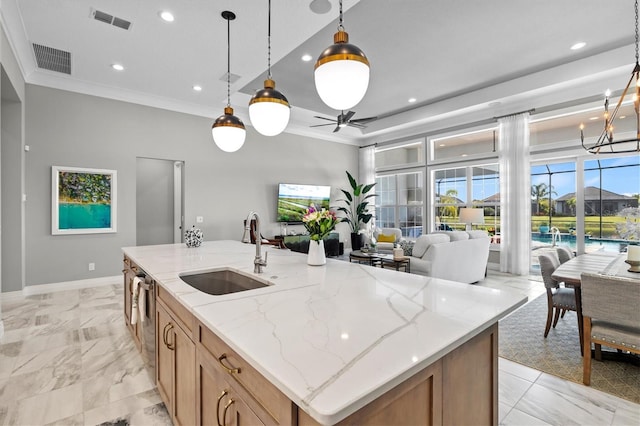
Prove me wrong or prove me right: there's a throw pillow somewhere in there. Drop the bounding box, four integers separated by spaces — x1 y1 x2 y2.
399 239 414 256
377 233 396 243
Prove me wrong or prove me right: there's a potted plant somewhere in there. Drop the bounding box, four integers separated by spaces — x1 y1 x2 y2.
337 171 376 251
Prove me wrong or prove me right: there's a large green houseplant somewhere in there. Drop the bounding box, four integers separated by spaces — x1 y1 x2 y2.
338 171 376 250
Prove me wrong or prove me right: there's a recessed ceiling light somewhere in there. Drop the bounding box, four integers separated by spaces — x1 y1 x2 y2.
570 42 586 50
192 85 202 92
160 11 174 22
589 116 599 121
439 143 446 147
461 154 468 157
111 63 124 71
301 54 313 62
620 115 627 119
408 97 417 103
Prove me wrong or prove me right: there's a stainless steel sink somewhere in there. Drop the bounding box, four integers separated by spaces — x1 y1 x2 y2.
179 269 269 295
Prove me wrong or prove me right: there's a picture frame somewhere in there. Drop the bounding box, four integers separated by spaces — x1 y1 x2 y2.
52 166 117 235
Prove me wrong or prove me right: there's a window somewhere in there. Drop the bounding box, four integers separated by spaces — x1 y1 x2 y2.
432 165 499 233
375 171 423 237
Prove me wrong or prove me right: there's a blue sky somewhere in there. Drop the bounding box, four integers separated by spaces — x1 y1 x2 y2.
531 156 640 198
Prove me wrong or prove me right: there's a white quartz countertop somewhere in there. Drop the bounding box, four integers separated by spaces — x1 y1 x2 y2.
122 240 526 425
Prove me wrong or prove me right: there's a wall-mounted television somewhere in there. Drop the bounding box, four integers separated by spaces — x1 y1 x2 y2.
277 183 331 223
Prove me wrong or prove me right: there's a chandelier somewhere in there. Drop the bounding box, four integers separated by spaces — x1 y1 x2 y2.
580 0 640 154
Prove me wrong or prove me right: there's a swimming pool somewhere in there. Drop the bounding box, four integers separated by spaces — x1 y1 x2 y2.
531 233 632 253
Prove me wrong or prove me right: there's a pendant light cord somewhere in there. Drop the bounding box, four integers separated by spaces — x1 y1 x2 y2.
635 0 639 64
268 0 272 79
338 0 344 31
226 14 231 108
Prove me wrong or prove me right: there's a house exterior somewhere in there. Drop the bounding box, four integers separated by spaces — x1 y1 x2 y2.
555 186 639 216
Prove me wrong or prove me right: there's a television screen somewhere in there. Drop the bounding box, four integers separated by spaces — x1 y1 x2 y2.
277 183 331 223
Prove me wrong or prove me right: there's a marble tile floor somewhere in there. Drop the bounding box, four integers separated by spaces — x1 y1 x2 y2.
0 271 637 426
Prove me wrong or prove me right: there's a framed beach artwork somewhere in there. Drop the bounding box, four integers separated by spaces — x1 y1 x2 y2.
52 166 117 235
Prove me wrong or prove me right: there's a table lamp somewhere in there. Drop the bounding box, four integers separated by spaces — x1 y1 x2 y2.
459 208 484 231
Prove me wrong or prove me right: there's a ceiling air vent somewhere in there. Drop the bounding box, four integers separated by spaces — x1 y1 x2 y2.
90 8 132 31
32 43 71 74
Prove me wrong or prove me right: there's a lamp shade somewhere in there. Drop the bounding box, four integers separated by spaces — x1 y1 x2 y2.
212 106 246 153
314 30 369 111
249 79 291 136
459 208 484 225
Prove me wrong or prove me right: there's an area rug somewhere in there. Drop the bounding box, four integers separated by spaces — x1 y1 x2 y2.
499 294 640 404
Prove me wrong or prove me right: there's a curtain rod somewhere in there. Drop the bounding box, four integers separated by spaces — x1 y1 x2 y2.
493 108 535 120
359 142 378 149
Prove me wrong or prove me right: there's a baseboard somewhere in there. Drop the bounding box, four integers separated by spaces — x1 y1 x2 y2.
21 275 121 296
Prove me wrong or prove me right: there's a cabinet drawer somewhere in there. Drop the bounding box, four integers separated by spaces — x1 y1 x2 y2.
198 323 294 426
157 285 195 336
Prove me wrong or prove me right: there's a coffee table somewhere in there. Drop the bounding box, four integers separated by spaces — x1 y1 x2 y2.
349 250 382 266
377 254 411 273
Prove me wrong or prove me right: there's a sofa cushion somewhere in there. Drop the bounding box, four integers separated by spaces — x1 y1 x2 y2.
412 233 450 258
399 239 414 256
432 231 469 241
467 230 489 239
377 233 396 243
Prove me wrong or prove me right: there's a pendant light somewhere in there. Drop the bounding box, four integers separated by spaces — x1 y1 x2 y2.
314 0 369 111
249 0 291 136
212 11 246 153
580 0 640 154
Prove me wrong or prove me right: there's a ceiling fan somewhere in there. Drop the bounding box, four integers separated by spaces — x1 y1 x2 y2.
310 110 377 133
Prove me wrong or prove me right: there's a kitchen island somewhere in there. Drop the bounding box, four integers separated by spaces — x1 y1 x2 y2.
122 240 526 425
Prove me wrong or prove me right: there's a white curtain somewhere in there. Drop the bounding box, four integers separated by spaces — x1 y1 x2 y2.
359 145 376 234
499 113 531 275
359 145 375 187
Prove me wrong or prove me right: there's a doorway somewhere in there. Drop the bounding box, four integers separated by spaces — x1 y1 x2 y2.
136 158 184 246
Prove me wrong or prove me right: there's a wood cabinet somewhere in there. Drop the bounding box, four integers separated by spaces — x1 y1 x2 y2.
196 322 295 426
156 287 196 426
122 255 142 350
196 344 264 426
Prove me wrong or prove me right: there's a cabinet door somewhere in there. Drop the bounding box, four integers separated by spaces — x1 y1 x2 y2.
156 304 173 413
196 348 264 426
173 321 196 426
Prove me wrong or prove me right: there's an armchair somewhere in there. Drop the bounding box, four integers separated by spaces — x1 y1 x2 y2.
373 228 403 252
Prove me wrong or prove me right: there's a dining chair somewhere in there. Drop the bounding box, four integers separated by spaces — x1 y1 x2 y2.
538 253 577 338
580 272 640 386
555 245 574 264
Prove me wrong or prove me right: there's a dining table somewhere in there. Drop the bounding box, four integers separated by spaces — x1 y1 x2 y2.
552 251 639 356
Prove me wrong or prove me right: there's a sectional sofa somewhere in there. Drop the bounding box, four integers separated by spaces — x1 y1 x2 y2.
408 230 490 284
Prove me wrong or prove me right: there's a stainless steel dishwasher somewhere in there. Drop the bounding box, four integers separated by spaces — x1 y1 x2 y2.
138 275 156 383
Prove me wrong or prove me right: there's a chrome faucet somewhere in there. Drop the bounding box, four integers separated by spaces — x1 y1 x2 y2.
242 211 268 273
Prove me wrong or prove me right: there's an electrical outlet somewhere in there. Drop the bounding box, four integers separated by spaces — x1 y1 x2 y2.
196 216 204 223
88 262 95 271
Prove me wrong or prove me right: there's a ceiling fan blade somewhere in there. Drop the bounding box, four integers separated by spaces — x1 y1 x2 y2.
350 116 378 124
310 123 337 128
342 110 356 121
347 122 367 129
313 116 338 123
333 124 342 133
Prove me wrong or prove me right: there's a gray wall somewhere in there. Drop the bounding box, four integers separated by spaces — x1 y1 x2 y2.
1 21 26 293
25 85 358 286
1 69 22 291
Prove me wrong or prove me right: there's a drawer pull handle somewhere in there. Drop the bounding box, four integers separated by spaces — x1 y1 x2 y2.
216 390 228 426
162 323 175 350
217 353 240 374
222 398 235 425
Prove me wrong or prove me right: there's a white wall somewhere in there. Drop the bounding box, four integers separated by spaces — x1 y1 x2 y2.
25 85 358 286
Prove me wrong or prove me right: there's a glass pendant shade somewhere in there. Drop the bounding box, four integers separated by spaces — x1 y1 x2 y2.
314 30 370 111
212 106 246 153
249 79 291 136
